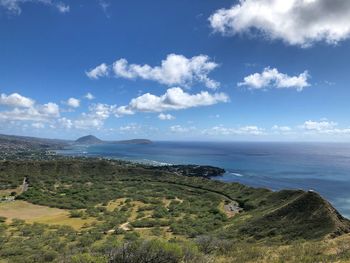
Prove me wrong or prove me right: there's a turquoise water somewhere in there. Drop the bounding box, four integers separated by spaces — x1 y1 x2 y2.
57 141 350 218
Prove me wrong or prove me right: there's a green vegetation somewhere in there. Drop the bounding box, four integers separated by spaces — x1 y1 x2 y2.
0 159 349 262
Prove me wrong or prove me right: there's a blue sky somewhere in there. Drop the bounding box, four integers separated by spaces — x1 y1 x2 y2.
1 0 350 141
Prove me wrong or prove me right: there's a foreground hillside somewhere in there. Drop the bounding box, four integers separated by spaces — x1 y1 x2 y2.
0 159 349 262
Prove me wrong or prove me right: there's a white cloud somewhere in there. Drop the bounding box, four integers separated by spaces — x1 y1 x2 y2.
115 87 229 116
66 97 80 108
238 67 310 91
0 0 22 14
73 117 104 130
73 103 115 130
158 113 175 120
119 123 141 132
116 123 159 135
98 0 109 10
90 103 115 119
203 125 265 136
115 105 134 116
98 0 110 16
0 0 70 15
86 63 109 79
57 117 73 129
300 120 350 135
301 120 338 131
0 91 61 128
170 125 196 133
271 125 294 135
56 2 69 13
0 102 60 122
40 102 60 117
238 126 265 135
0 93 35 108
272 125 292 132
209 0 350 47
32 122 45 129
322 128 350 135
89 54 220 89
85 92 95 100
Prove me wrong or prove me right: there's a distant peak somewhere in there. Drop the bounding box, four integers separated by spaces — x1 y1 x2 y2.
75 135 103 145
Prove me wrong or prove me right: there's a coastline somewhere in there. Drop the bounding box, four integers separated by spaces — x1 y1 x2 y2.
54 142 350 219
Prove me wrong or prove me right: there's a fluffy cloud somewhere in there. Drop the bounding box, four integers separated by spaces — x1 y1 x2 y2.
170 125 196 133
0 93 35 108
115 87 229 116
33 102 117 130
0 0 70 15
0 91 62 131
302 120 337 131
88 54 220 89
91 103 115 119
66 97 80 108
85 93 95 100
119 123 141 133
73 103 115 130
32 122 45 129
209 0 350 47
114 106 134 116
158 113 175 120
86 63 109 79
73 117 103 130
238 68 310 91
272 125 292 132
203 125 265 136
300 120 350 135
40 102 60 116
56 2 69 13
0 102 60 122
57 117 73 129
98 0 109 12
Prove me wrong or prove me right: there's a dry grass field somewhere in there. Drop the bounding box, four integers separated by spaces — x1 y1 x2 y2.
0 200 94 229
0 187 21 196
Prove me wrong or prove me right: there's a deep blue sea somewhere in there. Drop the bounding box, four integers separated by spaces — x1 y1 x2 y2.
57 141 350 218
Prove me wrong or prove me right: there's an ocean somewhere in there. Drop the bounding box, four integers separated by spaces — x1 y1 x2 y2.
57 141 350 218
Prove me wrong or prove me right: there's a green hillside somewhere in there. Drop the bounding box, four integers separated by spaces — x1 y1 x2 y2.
0 159 349 262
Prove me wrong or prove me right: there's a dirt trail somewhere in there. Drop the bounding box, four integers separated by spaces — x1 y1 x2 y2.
120 222 130 231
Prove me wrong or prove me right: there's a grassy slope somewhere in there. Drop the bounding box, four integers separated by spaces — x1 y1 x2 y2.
1 159 350 262
0 159 349 242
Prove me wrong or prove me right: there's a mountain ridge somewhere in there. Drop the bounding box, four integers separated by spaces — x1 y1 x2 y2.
74 135 103 145
0 134 153 151
234 190 350 240
0 133 69 151
75 135 152 145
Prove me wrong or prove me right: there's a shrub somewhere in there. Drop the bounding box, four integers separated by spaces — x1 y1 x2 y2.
109 239 182 263
124 231 140 241
69 210 84 218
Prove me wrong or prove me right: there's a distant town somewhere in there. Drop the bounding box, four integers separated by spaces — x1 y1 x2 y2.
0 133 151 161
